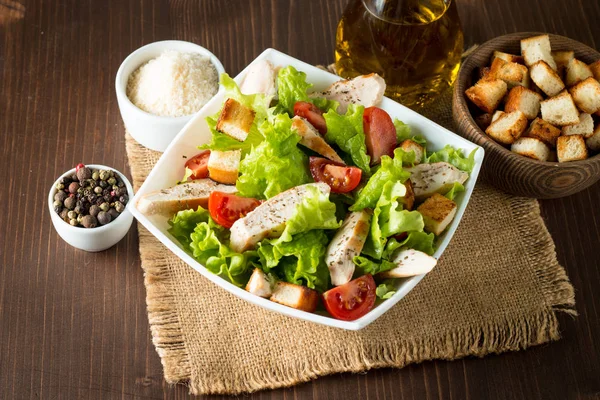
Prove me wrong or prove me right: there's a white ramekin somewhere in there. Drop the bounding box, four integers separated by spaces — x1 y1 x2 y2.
48 164 135 252
115 40 225 152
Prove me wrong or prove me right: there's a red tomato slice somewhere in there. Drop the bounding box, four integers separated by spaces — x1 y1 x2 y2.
208 192 261 229
363 107 397 165
294 101 327 135
309 157 362 193
323 275 377 321
185 151 211 180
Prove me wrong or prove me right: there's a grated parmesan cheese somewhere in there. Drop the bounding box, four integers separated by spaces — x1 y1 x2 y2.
126 50 219 117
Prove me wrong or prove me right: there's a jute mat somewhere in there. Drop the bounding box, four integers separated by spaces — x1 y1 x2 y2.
124 86 576 395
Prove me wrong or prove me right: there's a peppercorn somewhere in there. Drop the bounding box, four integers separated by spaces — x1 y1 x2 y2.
113 201 124 213
99 202 110 212
117 181 124 188
77 214 84 223
54 191 68 203
92 171 99 180
99 180 108 189
55 183 64 190
108 208 119 220
67 210 77 220
99 170 109 181
74 205 84 215
70 173 78 182
107 177 117 185
119 194 129 204
76 166 92 181
69 219 78 226
81 215 97 228
68 182 80 194
64 196 76 210
94 186 103 194
59 208 69 220
88 204 100 217
97 211 111 225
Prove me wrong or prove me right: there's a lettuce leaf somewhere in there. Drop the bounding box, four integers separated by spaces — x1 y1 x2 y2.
351 148 411 211
168 207 211 249
324 104 371 173
394 119 412 142
353 255 397 276
312 97 340 113
383 231 436 258
277 66 313 115
375 280 397 299
445 182 465 200
236 113 311 199
427 145 477 172
258 230 330 292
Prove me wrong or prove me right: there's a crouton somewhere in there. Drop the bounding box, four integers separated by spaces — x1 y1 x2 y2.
562 113 594 137
465 78 507 113
585 125 600 151
270 282 319 312
569 77 600 113
552 51 575 76
246 268 273 298
485 110 528 145
530 61 565 97
565 58 593 87
492 110 505 123
557 135 588 162
402 180 415 211
489 58 529 88
417 193 458 236
540 91 580 126
378 249 437 279
477 67 492 81
400 139 425 164
511 137 552 161
589 60 600 81
207 149 241 184
524 118 562 147
493 51 524 64
504 86 543 119
215 98 255 141
521 35 557 70
475 113 493 130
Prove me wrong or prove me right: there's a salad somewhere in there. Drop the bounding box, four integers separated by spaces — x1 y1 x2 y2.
140 62 476 321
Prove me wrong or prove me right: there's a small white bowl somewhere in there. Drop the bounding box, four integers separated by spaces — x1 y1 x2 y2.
48 164 135 252
115 40 225 152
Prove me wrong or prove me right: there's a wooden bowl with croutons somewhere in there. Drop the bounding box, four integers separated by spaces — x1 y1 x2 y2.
453 32 600 198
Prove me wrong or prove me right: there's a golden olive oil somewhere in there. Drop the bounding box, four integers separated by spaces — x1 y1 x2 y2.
335 0 464 110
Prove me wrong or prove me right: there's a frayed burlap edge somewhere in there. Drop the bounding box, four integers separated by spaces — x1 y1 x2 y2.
125 131 575 394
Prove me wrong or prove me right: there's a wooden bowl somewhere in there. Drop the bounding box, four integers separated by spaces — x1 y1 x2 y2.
453 32 600 198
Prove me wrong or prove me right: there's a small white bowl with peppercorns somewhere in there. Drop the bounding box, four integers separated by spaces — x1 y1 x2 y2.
48 164 134 252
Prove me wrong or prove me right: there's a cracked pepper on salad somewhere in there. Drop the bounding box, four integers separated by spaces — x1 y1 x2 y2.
137 60 476 321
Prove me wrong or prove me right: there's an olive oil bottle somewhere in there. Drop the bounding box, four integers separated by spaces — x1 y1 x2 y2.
335 0 464 110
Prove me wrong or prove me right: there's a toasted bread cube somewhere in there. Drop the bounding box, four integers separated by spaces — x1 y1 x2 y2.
477 66 492 81
475 113 493 130
557 135 588 162
562 113 594 137
530 61 565 97
246 268 273 298
465 78 507 113
565 58 593 87
400 139 424 164
485 110 528 145
489 58 529 88
207 149 241 184
589 60 600 81
492 110 505 123
215 98 255 141
493 51 524 64
569 77 600 113
403 180 415 211
521 35 557 70
525 118 562 147
586 125 600 151
511 137 552 161
269 282 319 312
504 86 543 119
540 91 580 126
552 51 575 76
417 193 458 236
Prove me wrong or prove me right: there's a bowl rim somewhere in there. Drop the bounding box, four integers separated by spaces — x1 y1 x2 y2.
454 31 600 168
48 164 135 233
115 40 226 122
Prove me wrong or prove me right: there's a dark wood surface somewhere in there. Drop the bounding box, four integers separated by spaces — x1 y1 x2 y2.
1 0 598 399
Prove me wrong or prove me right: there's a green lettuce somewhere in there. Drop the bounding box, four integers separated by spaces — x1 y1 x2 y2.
351 148 411 211
383 231 436 258
445 182 465 200
168 207 211 249
236 113 311 199
375 280 397 299
324 104 371 173
277 66 313 115
353 255 396 276
394 118 426 147
427 145 477 172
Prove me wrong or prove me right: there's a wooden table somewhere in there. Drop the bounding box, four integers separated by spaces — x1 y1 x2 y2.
1 1 599 399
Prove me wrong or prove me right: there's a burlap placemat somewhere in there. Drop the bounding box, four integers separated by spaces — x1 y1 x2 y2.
124 87 575 395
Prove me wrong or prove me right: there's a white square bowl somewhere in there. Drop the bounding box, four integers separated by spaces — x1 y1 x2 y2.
130 48 484 330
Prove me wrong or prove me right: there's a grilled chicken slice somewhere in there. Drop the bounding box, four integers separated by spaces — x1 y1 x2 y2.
137 179 237 216
313 73 386 114
239 59 277 97
245 268 273 298
378 249 437 278
229 182 331 252
269 281 320 312
325 210 371 286
407 162 469 201
291 116 345 163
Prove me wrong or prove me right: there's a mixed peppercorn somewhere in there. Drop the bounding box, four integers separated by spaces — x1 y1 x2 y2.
53 164 129 228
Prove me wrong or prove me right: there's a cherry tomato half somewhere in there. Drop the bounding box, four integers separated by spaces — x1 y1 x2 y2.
309 157 362 194
322 275 377 321
363 107 397 165
185 151 211 180
294 101 327 135
208 191 261 229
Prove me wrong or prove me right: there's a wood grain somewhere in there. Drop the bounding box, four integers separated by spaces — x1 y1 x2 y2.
0 0 599 399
